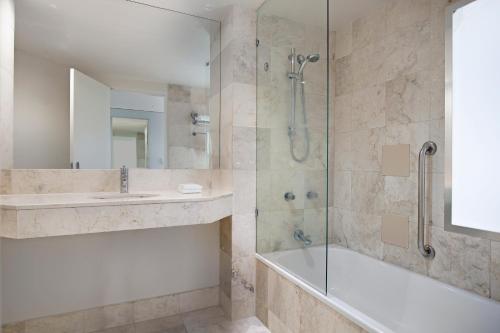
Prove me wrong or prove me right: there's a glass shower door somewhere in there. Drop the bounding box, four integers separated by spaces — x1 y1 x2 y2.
256 0 330 293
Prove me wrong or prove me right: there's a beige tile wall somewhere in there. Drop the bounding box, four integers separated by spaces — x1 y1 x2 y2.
167 84 213 169
256 259 368 333
331 0 500 302
2 286 219 333
219 5 258 320
0 170 119 194
0 169 223 194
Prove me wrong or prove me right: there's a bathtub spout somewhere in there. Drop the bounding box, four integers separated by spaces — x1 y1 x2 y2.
293 229 312 246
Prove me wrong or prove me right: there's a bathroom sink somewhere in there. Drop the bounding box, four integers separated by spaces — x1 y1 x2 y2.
92 193 159 200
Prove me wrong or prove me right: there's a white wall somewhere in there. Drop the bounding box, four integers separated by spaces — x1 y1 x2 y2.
13 50 70 169
113 136 138 168
2 224 220 324
111 91 166 169
70 69 111 169
0 0 14 170
0 0 16 328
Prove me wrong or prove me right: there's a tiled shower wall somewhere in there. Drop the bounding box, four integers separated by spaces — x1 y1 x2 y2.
331 0 500 301
256 13 330 253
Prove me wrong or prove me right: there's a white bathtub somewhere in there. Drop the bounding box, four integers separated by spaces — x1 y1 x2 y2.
257 245 500 333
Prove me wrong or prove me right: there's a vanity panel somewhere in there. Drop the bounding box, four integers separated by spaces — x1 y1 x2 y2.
0 191 232 239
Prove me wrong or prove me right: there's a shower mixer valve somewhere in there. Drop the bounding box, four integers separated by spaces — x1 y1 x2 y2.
284 192 296 201
306 191 318 199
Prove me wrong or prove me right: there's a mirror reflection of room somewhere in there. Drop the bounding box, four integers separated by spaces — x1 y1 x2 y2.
13 0 220 170
111 117 149 169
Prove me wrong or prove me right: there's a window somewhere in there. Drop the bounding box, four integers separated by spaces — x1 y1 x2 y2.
445 0 500 240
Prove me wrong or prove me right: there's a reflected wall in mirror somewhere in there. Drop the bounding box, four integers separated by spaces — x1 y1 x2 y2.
445 0 500 240
13 0 221 170
112 117 149 169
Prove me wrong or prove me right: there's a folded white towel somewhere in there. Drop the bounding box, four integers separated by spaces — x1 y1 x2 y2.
178 183 203 194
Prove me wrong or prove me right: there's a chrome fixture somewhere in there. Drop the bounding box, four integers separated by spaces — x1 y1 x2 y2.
284 192 296 201
297 53 320 76
418 141 437 259
287 48 320 163
120 165 129 194
293 229 312 246
190 112 210 126
306 191 318 199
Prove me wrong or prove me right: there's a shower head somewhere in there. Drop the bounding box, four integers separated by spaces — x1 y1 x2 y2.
297 53 320 75
307 54 320 62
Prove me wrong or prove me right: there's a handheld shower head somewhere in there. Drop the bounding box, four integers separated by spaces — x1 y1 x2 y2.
297 53 320 75
307 54 320 62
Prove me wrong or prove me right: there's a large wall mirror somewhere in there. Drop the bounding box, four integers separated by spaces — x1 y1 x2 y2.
13 0 221 170
445 0 500 240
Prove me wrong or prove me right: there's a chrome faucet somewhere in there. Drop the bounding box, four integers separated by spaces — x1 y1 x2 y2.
120 166 128 193
293 229 312 246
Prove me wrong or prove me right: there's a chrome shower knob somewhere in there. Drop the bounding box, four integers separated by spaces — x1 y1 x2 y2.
284 192 296 201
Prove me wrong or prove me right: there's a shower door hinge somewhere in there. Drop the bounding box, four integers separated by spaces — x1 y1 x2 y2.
256 39 260 47
255 208 259 218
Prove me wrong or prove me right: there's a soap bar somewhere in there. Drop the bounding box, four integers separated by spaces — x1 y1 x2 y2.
177 183 203 194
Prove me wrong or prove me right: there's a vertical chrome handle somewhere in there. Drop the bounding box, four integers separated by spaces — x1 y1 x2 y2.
418 141 436 259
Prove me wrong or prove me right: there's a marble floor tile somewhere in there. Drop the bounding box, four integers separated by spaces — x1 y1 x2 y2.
187 317 270 333
134 315 184 333
5 307 268 333
182 307 269 333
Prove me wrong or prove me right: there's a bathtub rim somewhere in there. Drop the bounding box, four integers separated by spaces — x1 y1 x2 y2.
256 250 392 333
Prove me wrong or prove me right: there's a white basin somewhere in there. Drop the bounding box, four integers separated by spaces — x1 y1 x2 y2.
92 193 159 200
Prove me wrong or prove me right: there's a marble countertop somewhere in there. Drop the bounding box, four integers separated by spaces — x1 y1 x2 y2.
0 190 232 210
0 190 233 239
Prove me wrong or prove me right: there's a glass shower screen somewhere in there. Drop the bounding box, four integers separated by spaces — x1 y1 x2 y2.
256 0 330 293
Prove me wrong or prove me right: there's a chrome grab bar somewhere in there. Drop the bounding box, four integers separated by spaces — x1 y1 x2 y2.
418 141 437 259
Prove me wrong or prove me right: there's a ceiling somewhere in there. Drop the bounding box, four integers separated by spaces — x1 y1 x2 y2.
15 0 216 88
